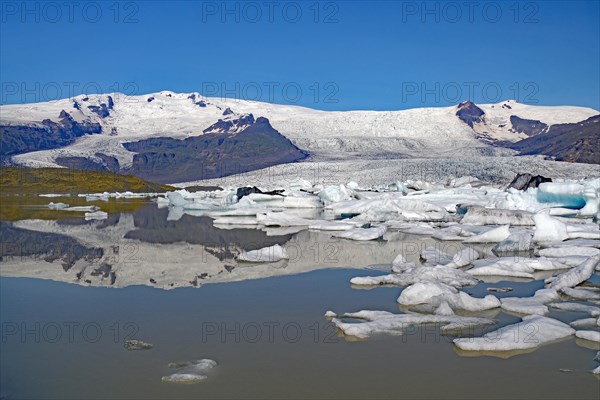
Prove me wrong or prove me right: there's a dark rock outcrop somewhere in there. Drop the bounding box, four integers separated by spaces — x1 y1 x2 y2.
456 101 485 128
507 173 552 191
203 114 255 134
509 115 548 137
123 116 308 183
0 111 102 160
510 115 600 164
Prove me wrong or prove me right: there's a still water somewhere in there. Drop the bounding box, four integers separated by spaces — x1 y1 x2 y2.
1 199 599 399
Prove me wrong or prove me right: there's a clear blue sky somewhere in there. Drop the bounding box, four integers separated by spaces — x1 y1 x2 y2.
1 0 599 110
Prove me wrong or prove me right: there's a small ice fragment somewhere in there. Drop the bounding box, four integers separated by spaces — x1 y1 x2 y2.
85 211 108 220
237 244 288 262
161 359 217 384
47 202 69 209
570 318 599 329
391 253 416 273
487 287 513 293
124 339 153 350
331 226 386 241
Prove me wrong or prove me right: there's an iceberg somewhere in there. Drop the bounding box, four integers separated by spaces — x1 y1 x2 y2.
538 247 600 258
500 288 560 316
532 211 569 242
570 318 599 329
575 330 600 343
397 282 500 312
325 310 496 339
549 302 600 317
161 359 217 384
560 287 600 301
390 253 416 273
463 225 510 243
453 315 575 352
448 248 480 268
237 244 288 262
331 226 386 241
547 255 600 290
47 202 69 209
460 206 534 226
350 266 479 288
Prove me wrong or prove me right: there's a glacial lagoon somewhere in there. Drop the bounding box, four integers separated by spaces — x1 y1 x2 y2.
1 190 599 399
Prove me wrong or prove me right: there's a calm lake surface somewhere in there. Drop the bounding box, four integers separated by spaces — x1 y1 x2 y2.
1 199 599 399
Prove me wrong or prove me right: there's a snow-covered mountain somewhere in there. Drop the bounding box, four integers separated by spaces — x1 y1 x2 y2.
1 91 598 183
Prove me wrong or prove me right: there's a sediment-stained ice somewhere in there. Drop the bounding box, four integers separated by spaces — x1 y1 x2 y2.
237 244 288 262
325 310 496 339
453 315 575 352
448 248 480 268
460 206 534 226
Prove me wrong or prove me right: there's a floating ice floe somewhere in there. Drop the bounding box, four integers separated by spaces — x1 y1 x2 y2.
124 339 153 350
318 184 354 204
331 226 386 241
575 330 600 343
570 318 599 329
549 302 600 317
63 206 99 212
237 244 288 262
463 225 510 243
325 310 496 339
161 359 217 384
547 255 600 291
560 287 600 301
397 282 500 312
493 231 534 254
538 247 600 258
47 202 69 209
453 315 575 352
420 246 453 267
350 266 479 289
500 288 560 315
85 211 108 220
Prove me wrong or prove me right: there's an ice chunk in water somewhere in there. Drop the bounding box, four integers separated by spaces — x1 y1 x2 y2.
570 318 599 329
350 266 479 289
537 182 586 209
331 226 386 241
500 288 559 316
85 211 108 220
463 225 510 243
575 330 600 343
448 248 480 268
560 287 600 301
161 359 217 384
538 247 600 258
532 211 569 242
391 254 416 273
547 255 600 290
549 302 600 317
325 310 496 339
397 282 500 312
460 206 534 226
318 184 353 204
454 315 574 352
47 202 69 209
237 244 288 262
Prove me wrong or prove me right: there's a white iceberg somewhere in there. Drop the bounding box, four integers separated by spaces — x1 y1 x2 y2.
532 211 569 242
453 315 575 352
47 202 69 209
547 255 600 290
326 310 496 339
84 211 108 220
350 266 479 289
331 226 386 241
397 282 500 312
549 302 600 317
500 288 560 316
161 359 217 384
575 330 600 343
463 225 510 243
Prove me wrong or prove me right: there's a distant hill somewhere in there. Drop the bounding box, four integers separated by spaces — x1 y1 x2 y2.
510 115 600 164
